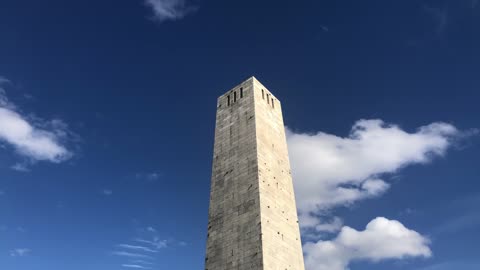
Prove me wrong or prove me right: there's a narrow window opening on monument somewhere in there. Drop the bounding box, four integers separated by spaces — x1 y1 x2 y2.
272 99 275 108
227 95 230 106
267 94 270 104
240 87 243 98
262 89 265 99
234 91 237 102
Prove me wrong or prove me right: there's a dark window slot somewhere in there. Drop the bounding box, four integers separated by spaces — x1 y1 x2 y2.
234 91 237 102
240 88 243 98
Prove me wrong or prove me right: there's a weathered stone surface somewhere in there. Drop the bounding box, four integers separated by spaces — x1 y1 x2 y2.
205 77 305 270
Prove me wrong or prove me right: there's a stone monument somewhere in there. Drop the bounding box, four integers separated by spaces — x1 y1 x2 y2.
205 77 305 270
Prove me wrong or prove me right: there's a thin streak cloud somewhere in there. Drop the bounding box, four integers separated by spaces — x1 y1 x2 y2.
112 251 153 259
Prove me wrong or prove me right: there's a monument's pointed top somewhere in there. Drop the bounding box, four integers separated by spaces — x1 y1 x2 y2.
248 75 259 83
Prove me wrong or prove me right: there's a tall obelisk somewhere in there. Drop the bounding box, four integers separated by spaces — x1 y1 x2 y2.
205 77 305 270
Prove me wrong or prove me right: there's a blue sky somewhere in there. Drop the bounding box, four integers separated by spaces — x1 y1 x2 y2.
0 0 479 269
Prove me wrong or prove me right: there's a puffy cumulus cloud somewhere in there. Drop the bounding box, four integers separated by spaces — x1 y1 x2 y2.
286 119 469 269
287 119 461 228
144 0 196 22
303 217 432 270
0 79 72 165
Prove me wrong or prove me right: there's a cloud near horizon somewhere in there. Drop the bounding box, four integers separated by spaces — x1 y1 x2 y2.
144 0 196 22
286 119 469 270
303 217 432 270
0 79 72 165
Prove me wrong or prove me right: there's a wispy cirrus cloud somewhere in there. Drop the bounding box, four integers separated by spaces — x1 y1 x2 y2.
112 225 183 269
144 0 196 23
117 244 158 253
432 193 480 235
9 248 31 257
11 163 30 172
102 189 113 196
112 251 152 259
0 77 73 168
122 264 152 269
134 238 168 249
423 4 448 36
135 172 162 181
130 260 154 265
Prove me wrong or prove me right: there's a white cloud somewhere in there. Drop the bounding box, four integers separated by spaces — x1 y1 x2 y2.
0 80 72 165
131 260 154 265
303 217 431 270
286 119 470 269
112 251 152 259
122 264 152 269
0 108 71 162
103 189 113 196
134 238 168 249
9 248 31 257
117 244 158 253
11 163 30 172
144 0 195 22
299 215 344 235
113 227 176 269
314 217 344 233
287 119 460 226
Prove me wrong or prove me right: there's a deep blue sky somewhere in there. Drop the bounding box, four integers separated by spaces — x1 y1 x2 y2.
0 1 479 270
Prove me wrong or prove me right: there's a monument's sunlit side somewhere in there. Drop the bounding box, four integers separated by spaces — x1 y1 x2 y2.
205 77 305 270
